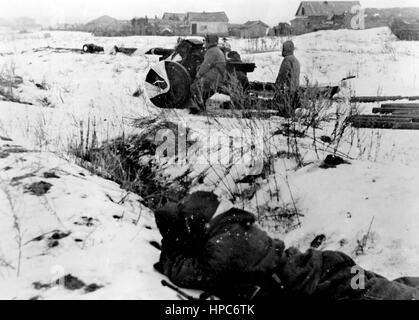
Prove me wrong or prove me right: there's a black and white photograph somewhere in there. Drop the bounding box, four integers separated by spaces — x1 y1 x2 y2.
1 0 419 304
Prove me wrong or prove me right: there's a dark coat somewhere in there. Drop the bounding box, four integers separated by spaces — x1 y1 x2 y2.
196 44 227 89
276 52 300 93
156 205 283 299
154 193 419 300
227 51 249 91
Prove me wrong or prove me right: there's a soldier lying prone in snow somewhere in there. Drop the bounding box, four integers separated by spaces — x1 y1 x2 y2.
154 191 419 300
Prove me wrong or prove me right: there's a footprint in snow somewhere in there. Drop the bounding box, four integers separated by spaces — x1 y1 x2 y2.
0 151 9 158
25 181 53 196
25 230 71 249
33 274 103 293
0 136 12 141
43 171 60 179
74 216 98 227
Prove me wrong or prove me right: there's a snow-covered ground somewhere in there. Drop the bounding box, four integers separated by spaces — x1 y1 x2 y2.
1 27 419 299
0 136 180 299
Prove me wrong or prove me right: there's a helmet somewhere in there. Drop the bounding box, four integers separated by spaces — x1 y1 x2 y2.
227 51 241 61
282 40 295 56
205 34 219 46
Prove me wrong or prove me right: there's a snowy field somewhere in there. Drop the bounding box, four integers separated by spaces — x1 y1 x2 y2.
1 27 419 299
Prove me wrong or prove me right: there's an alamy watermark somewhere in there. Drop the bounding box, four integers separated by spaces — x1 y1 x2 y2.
154 124 265 174
351 265 365 290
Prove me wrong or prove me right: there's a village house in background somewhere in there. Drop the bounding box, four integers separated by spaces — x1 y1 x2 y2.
186 12 229 36
238 20 270 38
161 13 187 21
228 23 242 37
13 3 419 38
50 3 419 38
84 15 131 36
272 22 293 36
291 1 361 35
160 11 230 36
77 11 230 37
160 12 189 35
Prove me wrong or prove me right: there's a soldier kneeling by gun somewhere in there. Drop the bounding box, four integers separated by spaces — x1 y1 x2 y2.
188 34 227 114
154 191 419 300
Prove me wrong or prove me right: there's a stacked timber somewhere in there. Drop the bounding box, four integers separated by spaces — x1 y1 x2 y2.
348 103 419 130
372 103 419 114
350 96 419 103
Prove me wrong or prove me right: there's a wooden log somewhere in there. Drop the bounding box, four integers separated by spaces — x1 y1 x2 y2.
351 96 419 103
350 115 419 120
373 103 419 114
392 110 419 116
381 103 419 108
348 114 419 130
373 108 419 114
350 121 419 130
350 96 404 103
351 122 395 129
393 123 419 130
351 118 415 123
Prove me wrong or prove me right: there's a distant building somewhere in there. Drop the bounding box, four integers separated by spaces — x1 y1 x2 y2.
239 20 270 38
78 12 229 37
85 15 122 30
272 22 292 36
159 15 190 36
84 15 130 36
160 27 174 36
228 23 243 37
291 1 361 35
162 13 187 21
186 12 229 36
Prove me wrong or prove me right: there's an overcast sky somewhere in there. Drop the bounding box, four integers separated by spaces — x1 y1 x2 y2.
2 0 419 25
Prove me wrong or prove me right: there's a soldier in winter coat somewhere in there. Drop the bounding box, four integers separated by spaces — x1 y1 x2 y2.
154 191 419 300
276 40 300 92
275 40 301 115
227 51 249 91
189 34 227 113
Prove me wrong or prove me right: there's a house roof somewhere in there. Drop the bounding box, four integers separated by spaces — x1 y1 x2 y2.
228 23 243 29
86 15 119 26
242 20 270 28
162 13 186 20
296 1 361 16
186 12 229 22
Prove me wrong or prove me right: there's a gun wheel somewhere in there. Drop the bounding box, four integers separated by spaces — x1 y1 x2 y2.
145 61 191 109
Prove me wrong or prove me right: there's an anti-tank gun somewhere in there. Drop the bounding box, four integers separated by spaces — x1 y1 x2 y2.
143 37 340 110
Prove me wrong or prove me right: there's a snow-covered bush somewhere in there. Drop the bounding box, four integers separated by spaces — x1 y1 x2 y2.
206 74 356 230
70 116 193 210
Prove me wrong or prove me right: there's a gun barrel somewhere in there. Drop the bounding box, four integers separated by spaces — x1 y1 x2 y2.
145 48 175 56
227 61 256 73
